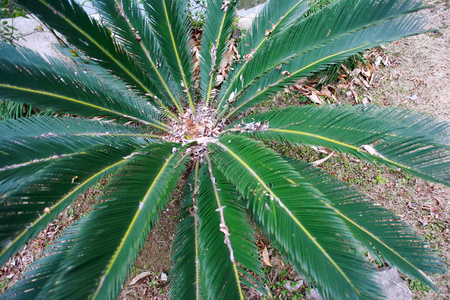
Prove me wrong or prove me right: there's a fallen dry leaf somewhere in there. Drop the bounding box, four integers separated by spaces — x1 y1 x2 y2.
306 93 323 105
129 272 152 285
262 246 272 267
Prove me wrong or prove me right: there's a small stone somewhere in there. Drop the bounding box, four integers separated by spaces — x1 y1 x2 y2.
284 280 303 292
306 288 323 300
161 272 168 282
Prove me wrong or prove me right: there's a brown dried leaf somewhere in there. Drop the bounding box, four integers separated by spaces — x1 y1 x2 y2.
262 246 272 267
293 84 303 90
349 84 358 102
306 91 324 105
129 272 152 285
320 87 337 102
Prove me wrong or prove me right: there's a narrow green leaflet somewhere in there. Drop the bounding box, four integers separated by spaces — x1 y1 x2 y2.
199 0 238 104
13 0 169 113
47 143 187 299
215 0 309 112
170 164 204 299
287 158 446 290
144 0 195 112
1 218 87 299
209 135 381 299
91 0 183 112
228 105 450 185
0 44 166 130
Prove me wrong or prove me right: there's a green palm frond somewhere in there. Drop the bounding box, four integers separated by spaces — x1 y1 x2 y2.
219 0 426 117
91 0 183 113
32 143 188 299
354 105 450 147
197 161 245 299
0 143 138 267
1 217 87 299
1 0 448 298
0 44 167 130
227 16 427 117
209 135 381 299
13 0 171 114
170 170 201 299
196 153 263 298
215 0 309 112
287 158 446 290
0 116 157 195
199 0 238 104
227 105 450 185
0 117 158 266
144 0 195 112
242 0 310 48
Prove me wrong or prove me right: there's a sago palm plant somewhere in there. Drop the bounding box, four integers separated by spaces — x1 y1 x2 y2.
0 0 448 299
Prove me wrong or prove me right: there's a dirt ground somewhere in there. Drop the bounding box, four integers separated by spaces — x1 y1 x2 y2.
1 1 449 299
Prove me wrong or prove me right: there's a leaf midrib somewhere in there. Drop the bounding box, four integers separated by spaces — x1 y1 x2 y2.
215 140 359 294
226 45 367 118
216 0 307 112
0 158 128 264
38 0 179 122
0 83 167 131
91 149 179 299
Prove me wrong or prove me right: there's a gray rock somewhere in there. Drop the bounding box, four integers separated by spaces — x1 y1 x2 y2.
3 16 67 60
306 288 323 300
237 1 267 29
377 268 412 300
160 272 168 282
284 280 303 292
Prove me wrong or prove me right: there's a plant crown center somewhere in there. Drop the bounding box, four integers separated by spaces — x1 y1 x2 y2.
164 104 226 145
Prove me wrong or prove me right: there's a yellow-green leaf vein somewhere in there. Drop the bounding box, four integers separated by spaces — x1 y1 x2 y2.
215 141 359 294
